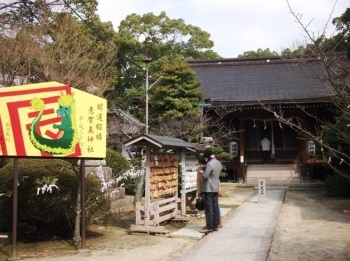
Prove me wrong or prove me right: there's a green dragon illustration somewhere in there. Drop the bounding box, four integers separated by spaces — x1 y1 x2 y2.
29 92 79 155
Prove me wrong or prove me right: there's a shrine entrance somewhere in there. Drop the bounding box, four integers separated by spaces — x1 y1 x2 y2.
244 119 299 164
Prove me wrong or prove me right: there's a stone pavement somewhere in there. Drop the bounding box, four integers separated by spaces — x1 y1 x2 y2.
171 207 233 240
177 189 286 261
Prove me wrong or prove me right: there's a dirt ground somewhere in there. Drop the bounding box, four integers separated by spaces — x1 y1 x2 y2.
0 184 254 261
268 188 350 261
1 185 350 261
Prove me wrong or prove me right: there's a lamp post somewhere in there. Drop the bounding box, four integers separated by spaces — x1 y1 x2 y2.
143 57 152 133
143 57 163 134
199 101 212 143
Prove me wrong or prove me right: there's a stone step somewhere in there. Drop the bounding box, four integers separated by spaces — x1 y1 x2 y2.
247 178 301 185
247 176 300 181
247 164 298 170
247 172 300 178
0 233 9 246
247 164 300 179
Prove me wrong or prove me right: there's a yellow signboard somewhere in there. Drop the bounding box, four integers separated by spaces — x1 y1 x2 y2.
0 82 107 158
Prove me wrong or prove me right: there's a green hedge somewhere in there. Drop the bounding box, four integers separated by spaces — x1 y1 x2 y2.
105 148 131 177
325 174 350 197
0 158 9 169
0 159 109 242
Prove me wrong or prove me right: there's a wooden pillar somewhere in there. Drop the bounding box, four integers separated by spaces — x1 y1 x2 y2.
180 149 186 216
80 159 86 249
239 119 245 183
10 158 19 260
144 146 151 230
300 114 307 183
300 138 307 182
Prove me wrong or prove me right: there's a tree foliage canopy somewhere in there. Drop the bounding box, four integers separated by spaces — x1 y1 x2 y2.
0 1 117 94
149 62 203 122
149 61 204 141
106 11 219 141
109 11 220 105
237 48 278 58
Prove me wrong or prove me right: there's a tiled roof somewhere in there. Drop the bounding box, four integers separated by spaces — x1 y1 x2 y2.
107 108 145 135
124 133 195 149
188 57 332 105
107 108 145 127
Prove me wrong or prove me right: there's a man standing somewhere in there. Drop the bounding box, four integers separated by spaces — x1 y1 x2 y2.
199 148 222 233
260 135 271 165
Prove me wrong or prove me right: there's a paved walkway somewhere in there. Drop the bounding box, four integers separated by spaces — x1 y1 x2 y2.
178 189 286 261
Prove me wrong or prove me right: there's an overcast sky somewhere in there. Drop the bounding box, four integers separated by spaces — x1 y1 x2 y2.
97 0 349 58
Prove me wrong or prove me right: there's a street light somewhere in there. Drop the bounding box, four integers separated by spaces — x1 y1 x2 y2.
142 58 163 134
199 101 212 143
143 57 152 134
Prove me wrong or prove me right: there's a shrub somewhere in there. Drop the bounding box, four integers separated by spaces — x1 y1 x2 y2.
198 147 230 178
0 158 109 241
105 148 131 178
0 158 9 169
105 148 139 194
325 174 350 197
119 175 138 195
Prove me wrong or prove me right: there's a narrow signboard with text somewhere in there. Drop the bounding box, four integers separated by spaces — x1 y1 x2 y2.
258 179 266 197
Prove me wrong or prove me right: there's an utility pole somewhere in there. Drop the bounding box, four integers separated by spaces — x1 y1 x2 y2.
142 57 163 134
199 102 212 143
143 57 152 134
